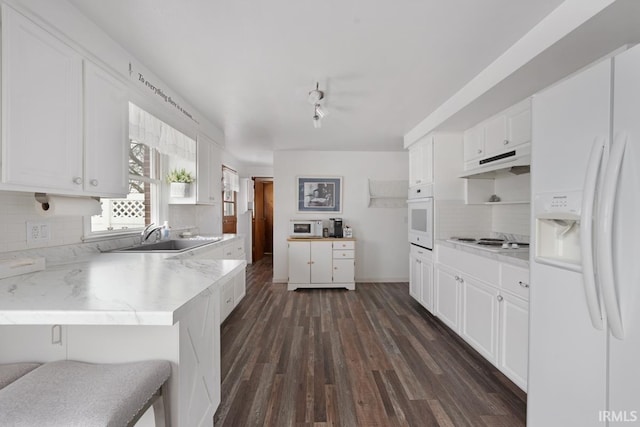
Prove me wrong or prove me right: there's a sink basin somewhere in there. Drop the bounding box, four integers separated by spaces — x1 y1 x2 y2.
112 238 221 253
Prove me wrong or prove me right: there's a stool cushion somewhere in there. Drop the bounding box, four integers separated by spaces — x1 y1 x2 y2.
0 363 40 389
0 360 171 427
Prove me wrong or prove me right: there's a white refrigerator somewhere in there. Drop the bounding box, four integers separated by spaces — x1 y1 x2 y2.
529 44 640 426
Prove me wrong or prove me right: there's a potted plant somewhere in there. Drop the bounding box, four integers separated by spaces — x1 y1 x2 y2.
167 168 195 197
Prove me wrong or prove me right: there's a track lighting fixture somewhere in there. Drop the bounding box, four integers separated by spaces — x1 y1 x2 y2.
309 82 326 128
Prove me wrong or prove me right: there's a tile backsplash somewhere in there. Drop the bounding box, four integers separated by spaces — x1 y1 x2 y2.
0 191 84 253
435 199 531 240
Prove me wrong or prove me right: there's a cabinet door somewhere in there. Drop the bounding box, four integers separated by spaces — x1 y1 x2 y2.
333 259 354 283
196 139 212 204
420 259 434 313
84 61 128 197
222 243 235 259
409 254 422 302
209 143 222 203
288 241 311 283
196 135 222 205
220 279 235 322
506 104 531 149
461 277 498 363
409 143 424 187
499 293 529 389
463 126 484 162
310 241 333 283
435 266 460 333
483 114 508 156
233 268 246 304
409 137 433 186
0 325 67 362
2 7 83 191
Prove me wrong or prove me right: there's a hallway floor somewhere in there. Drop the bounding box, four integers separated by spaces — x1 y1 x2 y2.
214 255 526 426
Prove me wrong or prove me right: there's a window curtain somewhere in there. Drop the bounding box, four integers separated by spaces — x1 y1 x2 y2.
129 102 196 161
222 167 240 192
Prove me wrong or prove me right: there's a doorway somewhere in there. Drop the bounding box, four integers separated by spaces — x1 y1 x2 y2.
252 177 273 262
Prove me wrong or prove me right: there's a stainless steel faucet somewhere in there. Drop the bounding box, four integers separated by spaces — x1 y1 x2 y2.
141 223 163 244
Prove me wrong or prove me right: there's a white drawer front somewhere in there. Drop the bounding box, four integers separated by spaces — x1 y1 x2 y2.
437 245 499 284
500 264 530 300
333 250 355 259
410 244 433 261
333 241 355 250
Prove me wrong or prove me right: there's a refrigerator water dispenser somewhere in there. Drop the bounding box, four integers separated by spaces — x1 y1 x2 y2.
534 191 583 271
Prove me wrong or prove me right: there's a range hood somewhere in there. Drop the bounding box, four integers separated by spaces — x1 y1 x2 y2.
459 143 531 179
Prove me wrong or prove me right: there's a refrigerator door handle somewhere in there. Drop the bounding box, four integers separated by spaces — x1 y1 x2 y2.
597 133 627 340
580 137 605 330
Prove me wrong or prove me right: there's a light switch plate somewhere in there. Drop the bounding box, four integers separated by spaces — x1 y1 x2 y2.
26 221 50 243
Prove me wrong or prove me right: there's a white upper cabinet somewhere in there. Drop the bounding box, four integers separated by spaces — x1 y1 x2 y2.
1 6 128 197
463 126 484 162
2 6 83 191
409 136 433 186
196 134 222 205
463 99 531 166
483 114 508 156
83 61 128 197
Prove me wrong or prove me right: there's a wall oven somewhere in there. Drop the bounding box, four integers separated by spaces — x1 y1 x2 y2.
407 184 433 250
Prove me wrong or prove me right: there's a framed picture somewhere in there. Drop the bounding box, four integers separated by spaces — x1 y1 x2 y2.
297 176 343 213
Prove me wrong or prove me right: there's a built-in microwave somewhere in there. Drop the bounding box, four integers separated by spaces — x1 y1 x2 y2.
290 220 323 238
407 184 433 250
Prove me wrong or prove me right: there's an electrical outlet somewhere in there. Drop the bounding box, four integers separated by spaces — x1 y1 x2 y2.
26 221 50 243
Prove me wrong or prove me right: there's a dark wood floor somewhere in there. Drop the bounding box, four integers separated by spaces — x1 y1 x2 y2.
214 255 526 426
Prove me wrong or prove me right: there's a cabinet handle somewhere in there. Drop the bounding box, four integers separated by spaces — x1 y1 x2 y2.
497 295 504 302
89 179 99 187
518 281 530 288
334 267 338 270
477 149 482 154
51 325 62 345
417 251 424 255
503 139 510 145
72 176 83 185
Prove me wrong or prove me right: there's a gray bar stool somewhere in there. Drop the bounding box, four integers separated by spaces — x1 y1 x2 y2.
0 362 41 389
0 359 171 427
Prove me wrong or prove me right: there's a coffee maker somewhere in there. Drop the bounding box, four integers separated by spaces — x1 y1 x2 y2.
329 218 343 238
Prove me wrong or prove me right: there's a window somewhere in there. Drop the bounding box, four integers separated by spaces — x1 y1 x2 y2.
86 102 195 237
90 140 161 233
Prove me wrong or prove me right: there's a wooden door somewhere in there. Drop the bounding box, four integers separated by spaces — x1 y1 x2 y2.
264 182 274 253
253 180 266 262
252 178 273 262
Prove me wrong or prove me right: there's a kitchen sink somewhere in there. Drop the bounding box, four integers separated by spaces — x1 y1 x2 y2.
111 237 222 253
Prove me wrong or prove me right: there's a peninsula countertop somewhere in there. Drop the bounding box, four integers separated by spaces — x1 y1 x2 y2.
0 251 245 326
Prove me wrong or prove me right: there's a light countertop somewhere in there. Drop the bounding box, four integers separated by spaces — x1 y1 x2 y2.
436 239 529 269
0 240 245 326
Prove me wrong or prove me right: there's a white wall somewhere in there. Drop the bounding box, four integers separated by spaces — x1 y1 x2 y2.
0 191 83 253
273 151 409 283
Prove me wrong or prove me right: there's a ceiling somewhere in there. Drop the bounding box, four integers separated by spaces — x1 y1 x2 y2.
68 0 563 166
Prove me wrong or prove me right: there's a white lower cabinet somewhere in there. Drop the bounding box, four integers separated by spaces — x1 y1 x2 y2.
0 325 67 362
409 245 434 313
461 276 498 363
288 239 356 290
434 265 461 333
498 292 529 390
434 244 529 390
175 236 246 323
